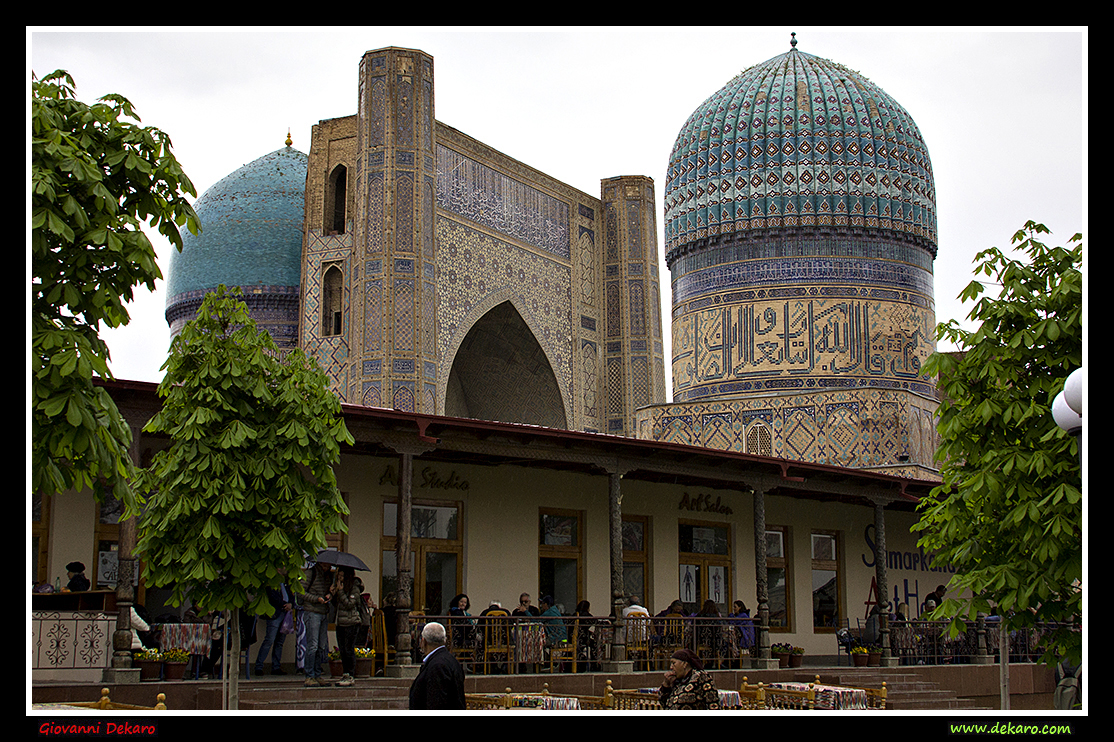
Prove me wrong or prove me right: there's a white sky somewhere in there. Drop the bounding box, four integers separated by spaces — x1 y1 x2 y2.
28 27 1087 395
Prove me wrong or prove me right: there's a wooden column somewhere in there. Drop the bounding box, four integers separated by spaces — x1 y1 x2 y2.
752 487 777 668
104 423 142 683
394 451 414 668
607 471 627 665
874 500 897 666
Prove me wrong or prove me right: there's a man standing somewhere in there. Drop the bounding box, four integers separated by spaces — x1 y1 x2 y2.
299 561 334 687
409 622 465 710
255 582 293 675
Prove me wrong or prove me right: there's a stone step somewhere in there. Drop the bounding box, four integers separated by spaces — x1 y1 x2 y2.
790 670 990 711
237 681 410 711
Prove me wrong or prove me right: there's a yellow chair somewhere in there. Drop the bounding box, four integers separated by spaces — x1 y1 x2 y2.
654 614 685 669
369 611 396 676
625 612 652 671
548 621 578 673
482 611 515 674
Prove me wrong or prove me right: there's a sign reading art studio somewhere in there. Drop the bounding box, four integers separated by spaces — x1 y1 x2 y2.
379 464 470 491
677 492 733 516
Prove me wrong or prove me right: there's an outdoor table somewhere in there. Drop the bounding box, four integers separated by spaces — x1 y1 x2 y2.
514 623 546 667
767 682 868 710
640 687 743 708
508 694 581 710
156 623 211 655
154 622 212 678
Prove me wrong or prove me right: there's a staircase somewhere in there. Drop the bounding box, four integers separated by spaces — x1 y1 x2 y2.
797 670 990 710
235 678 411 711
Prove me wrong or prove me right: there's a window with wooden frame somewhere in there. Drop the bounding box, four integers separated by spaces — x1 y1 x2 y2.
622 514 650 609
381 498 462 615
538 508 584 614
811 530 841 631
678 519 731 614
32 491 49 586
765 526 791 631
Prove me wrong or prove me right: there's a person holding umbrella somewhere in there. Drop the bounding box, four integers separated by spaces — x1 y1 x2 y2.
301 549 372 688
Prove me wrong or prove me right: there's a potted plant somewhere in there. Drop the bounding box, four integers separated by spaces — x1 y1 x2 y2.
850 645 869 667
162 648 190 680
135 649 163 681
867 644 883 667
771 642 792 668
788 645 805 668
328 647 344 678
354 647 375 678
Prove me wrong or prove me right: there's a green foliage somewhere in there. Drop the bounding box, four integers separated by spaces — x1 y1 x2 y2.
135 286 353 616
31 70 200 514
914 222 1082 665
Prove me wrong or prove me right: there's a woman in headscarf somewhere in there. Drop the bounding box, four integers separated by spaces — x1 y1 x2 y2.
659 648 720 709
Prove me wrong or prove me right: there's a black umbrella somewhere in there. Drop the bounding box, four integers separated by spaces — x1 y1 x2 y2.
314 549 371 571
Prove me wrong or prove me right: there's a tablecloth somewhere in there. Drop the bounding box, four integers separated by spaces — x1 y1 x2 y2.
155 623 211 655
767 682 868 710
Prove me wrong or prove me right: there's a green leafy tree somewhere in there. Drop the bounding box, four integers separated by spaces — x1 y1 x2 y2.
914 222 1082 665
135 286 352 615
31 70 200 514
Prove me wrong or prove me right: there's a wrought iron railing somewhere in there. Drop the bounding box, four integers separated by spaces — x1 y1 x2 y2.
884 619 1077 665
403 613 758 672
31 611 115 672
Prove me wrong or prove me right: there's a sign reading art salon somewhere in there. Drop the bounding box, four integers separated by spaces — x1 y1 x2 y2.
677 492 733 516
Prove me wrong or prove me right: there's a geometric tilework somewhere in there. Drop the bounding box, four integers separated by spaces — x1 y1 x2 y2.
636 387 939 473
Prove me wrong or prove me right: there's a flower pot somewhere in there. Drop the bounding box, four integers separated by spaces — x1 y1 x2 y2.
163 661 189 681
354 656 373 678
329 659 344 677
137 660 162 681
868 652 882 667
788 653 804 668
852 653 869 667
775 653 789 668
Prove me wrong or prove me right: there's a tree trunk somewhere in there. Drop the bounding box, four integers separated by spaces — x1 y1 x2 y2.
229 610 240 710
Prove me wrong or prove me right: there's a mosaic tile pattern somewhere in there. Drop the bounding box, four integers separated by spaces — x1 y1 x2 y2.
635 388 939 472
664 46 936 255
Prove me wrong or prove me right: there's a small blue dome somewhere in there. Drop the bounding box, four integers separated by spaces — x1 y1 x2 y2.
165 146 307 344
166 146 307 300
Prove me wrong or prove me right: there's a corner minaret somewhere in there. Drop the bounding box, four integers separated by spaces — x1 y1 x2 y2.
351 47 439 412
600 175 668 436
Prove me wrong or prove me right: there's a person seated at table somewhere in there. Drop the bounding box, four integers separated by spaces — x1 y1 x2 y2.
694 600 724 660
65 561 90 592
659 648 720 709
572 600 597 671
128 606 151 654
479 600 508 616
538 595 567 646
448 593 475 648
729 599 754 650
512 593 540 617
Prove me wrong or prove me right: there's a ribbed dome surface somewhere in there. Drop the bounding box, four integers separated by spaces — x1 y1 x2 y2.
664 45 936 259
166 146 308 303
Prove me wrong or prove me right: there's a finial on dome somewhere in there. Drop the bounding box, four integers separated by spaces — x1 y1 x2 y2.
790 32 797 49
285 129 292 147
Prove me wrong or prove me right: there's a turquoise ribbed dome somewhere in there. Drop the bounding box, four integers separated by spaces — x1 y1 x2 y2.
664 43 936 260
166 146 308 302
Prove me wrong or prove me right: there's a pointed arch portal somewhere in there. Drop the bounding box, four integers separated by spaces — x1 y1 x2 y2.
445 301 567 429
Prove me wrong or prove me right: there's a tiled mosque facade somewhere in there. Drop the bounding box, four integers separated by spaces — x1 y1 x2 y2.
171 47 667 437
166 42 940 476
635 40 941 478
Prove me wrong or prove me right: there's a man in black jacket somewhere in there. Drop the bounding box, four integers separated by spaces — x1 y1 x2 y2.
409 622 465 710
